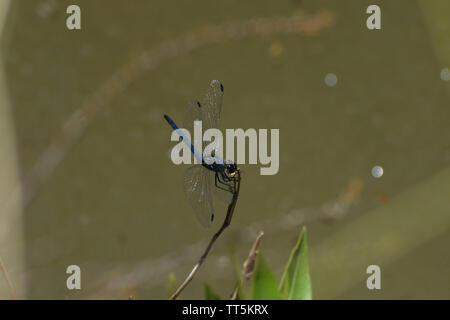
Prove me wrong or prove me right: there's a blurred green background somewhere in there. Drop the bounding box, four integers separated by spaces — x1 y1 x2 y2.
0 0 449 299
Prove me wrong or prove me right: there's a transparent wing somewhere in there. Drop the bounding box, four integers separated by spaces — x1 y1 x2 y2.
183 101 202 140
211 171 234 205
183 165 214 228
202 79 224 131
202 80 224 157
183 101 204 162
183 80 224 158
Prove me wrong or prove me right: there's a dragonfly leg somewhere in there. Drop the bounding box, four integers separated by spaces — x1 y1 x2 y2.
215 172 233 193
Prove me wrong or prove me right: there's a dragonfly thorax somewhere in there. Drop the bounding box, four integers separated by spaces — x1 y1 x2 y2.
202 158 238 178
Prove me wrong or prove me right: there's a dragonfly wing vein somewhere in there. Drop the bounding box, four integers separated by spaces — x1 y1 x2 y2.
183 165 214 227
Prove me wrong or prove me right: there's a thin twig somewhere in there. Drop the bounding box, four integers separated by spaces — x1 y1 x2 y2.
0 257 16 299
170 170 241 300
231 231 264 300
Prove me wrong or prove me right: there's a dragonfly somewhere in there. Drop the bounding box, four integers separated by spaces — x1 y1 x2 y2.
164 80 240 227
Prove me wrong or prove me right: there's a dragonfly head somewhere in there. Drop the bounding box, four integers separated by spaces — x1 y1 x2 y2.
225 161 238 177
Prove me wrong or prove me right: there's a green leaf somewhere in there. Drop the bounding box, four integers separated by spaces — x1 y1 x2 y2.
251 254 282 300
167 272 177 298
279 227 312 300
204 284 221 300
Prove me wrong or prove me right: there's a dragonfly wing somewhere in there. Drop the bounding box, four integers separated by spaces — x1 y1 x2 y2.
183 101 204 162
184 80 224 158
202 80 224 156
183 165 214 228
202 80 223 130
183 101 202 139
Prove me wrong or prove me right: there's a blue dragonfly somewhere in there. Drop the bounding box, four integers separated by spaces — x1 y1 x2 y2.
164 80 240 227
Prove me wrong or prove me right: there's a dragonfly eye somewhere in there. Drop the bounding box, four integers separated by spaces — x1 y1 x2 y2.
226 163 237 175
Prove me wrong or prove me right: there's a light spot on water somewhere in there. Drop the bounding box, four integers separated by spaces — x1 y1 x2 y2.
440 68 450 81
268 41 284 58
325 73 338 87
371 165 384 178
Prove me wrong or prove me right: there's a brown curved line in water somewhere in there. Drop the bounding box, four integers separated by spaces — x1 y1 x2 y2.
21 11 334 208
